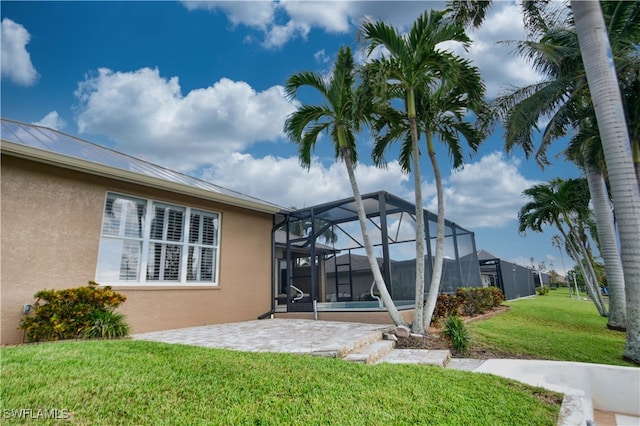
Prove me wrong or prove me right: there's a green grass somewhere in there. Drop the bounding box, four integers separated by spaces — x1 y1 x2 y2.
468 287 634 366
1 340 560 425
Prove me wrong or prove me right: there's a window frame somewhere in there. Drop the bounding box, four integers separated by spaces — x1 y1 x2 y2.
96 192 221 286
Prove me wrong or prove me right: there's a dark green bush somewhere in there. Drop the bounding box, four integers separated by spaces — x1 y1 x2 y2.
536 285 550 296
20 281 128 342
431 294 461 324
456 287 504 316
443 315 471 354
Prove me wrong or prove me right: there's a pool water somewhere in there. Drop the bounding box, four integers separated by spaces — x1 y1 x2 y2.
317 300 414 310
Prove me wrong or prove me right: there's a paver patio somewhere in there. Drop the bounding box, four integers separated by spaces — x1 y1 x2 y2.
133 318 391 357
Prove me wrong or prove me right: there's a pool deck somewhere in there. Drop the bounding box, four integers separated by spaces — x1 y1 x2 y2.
133 318 391 357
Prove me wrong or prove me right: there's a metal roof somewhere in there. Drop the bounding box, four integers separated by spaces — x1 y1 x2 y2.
1 118 286 214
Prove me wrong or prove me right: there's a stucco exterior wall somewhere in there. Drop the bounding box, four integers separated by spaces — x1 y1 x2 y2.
1 156 273 345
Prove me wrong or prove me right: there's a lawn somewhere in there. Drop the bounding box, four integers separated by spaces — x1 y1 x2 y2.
468 287 634 366
1 340 561 425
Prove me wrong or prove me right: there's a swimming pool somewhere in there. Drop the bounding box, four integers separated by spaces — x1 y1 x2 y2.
316 300 414 311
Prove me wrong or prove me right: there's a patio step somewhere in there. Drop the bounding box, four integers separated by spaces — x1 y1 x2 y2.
376 349 452 367
342 340 396 364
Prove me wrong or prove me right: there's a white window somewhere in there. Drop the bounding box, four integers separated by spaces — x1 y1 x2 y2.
96 193 220 285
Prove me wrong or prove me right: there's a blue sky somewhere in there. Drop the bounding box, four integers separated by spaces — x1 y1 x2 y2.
1 1 581 274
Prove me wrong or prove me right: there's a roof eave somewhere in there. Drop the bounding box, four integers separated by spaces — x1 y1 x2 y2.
1 140 284 215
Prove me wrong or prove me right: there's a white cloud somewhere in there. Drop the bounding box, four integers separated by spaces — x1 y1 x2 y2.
314 49 330 64
0 18 38 86
181 1 427 49
463 2 542 98
180 1 276 30
199 153 410 209
74 67 296 171
264 20 310 49
183 2 540 95
425 152 539 228
280 1 355 33
33 111 67 130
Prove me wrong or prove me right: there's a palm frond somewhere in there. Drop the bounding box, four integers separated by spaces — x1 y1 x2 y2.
445 0 492 29
284 71 328 102
284 104 332 143
296 122 330 168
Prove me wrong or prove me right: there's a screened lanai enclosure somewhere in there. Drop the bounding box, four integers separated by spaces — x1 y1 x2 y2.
273 191 482 315
477 250 536 300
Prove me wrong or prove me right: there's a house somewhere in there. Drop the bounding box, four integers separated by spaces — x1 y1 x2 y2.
1 118 286 345
2 118 485 344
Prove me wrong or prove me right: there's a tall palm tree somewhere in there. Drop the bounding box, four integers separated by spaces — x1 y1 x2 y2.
370 58 486 332
572 0 640 363
283 46 408 327
567 123 627 329
519 178 607 316
359 9 484 334
491 1 632 331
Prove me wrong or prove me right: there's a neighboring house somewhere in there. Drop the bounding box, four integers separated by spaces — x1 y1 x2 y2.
477 249 536 300
1 118 286 345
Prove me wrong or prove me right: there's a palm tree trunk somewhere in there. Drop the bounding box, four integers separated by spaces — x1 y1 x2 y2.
576 232 609 316
408 88 427 334
634 139 640 190
573 0 640 362
422 134 446 332
566 234 606 316
585 161 626 329
341 146 408 327
557 221 606 316
562 211 608 316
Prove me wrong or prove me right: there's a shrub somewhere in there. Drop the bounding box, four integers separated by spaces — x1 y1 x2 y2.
431 294 461 324
456 287 504 316
20 281 128 342
443 315 471 354
82 310 130 339
536 285 550 296
489 287 505 307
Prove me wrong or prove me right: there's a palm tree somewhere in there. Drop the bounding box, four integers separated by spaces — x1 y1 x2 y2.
491 1 632 332
359 9 484 334
551 235 566 274
446 0 493 29
572 0 640 363
283 46 408 327
519 178 607 316
370 59 486 332
566 123 627 330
